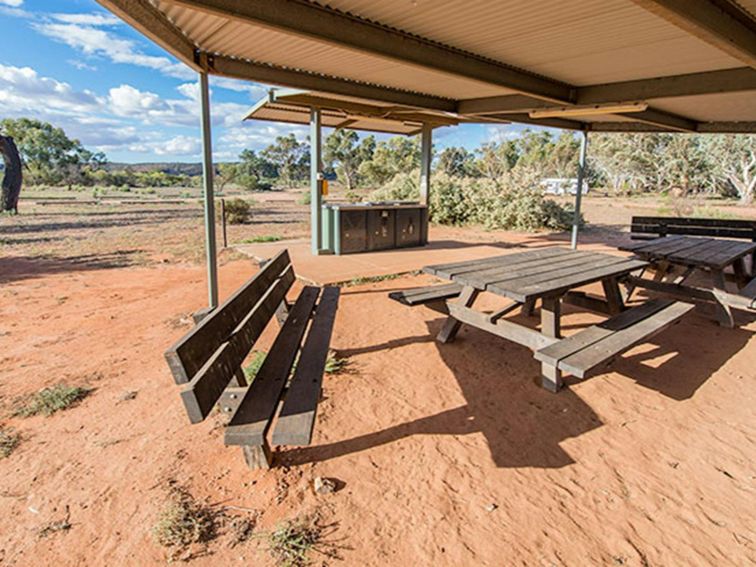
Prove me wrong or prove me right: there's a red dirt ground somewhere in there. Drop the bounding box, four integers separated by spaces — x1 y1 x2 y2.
1 252 754 566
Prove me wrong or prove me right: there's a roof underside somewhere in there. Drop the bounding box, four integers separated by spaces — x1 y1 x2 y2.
244 90 475 135
97 0 756 133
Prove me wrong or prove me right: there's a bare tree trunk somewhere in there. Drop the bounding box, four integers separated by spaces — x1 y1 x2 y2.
0 136 22 213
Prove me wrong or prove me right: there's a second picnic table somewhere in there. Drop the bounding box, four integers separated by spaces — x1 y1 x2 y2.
619 235 756 327
421 247 663 391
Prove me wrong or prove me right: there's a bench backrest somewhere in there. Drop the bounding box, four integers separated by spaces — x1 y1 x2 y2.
164 249 294 423
631 216 756 240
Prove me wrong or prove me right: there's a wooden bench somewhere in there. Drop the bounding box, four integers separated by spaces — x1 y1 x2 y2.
630 216 756 241
164 249 339 469
389 283 462 314
535 299 693 379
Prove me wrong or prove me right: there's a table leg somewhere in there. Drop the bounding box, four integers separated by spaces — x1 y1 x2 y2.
711 269 735 328
437 285 479 344
540 295 563 392
652 260 670 282
622 267 645 302
522 297 537 316
602 276 625 315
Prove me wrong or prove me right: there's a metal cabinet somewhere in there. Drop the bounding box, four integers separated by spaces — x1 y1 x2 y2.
321 203 427 254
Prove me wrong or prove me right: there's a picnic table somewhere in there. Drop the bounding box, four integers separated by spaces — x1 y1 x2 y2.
410 247 697 392
619 235 756 327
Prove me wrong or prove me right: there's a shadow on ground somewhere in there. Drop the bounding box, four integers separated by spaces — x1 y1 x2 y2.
0 252 144 284
284 294 753 469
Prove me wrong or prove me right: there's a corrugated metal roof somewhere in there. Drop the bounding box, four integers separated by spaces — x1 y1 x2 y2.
157 1 516 99
321 0 742 85
247 102 427 135
112 1 756 132
244 90 468 135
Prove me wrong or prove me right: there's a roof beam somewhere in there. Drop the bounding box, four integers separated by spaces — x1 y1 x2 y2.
696 121 756 133
578 67 756 103
630 0 756 67
457 95 557 115
485 113 586 131
210 55 456 112
625 108 698 132
171 0 573 103
95 0 201 71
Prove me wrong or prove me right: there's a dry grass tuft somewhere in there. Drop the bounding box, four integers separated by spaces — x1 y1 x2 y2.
0 426 20 458
152 486 216 550
14 384 91 417
266 513 340 567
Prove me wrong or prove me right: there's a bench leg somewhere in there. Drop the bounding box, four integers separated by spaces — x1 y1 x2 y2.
541 362 563 393
437 286 479 344
242 442 272 470
711 269 735 328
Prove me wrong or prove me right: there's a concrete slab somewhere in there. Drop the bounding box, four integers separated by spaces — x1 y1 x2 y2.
234 227 620 285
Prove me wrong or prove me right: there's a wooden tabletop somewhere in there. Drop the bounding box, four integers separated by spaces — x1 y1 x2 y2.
424 247 647 303
619 235 756 270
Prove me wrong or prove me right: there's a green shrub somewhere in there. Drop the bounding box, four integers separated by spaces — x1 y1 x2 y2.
371 168 580 231
242 235 282 243
224 198 252 224
298 191 311 205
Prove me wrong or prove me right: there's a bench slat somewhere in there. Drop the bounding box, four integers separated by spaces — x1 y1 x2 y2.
224 286 321 446
389 283 462 306
536 299 693 378
165 250 291 384
273 286 341 446
535 299 675 366
178 267 295 423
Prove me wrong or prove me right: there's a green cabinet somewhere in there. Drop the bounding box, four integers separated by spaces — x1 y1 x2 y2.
321 202 427 255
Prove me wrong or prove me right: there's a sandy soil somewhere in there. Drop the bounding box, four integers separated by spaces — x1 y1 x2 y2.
1 195 755 566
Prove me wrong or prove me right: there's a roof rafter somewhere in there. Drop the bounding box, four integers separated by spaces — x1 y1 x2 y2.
629 0 756 67
170 0 574 103
210 55 456 111
578 67 756 103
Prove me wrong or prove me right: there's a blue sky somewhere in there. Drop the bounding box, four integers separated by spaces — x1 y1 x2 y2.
0 0 555 163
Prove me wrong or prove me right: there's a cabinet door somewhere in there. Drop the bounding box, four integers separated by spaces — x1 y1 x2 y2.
396 209 421 247
340 210 367 253
367 209 396 250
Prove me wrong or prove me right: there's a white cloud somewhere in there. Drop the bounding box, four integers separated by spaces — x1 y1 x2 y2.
34 19 194 80
0 63 103 116
128 135 202 157
0 0 24 7
68 59 98 72
51 13 120 26
108 84 168 116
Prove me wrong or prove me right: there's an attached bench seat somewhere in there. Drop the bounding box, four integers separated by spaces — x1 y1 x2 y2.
389 283 462 313
535 299 693 379
164 249 339 469
713 276 756 311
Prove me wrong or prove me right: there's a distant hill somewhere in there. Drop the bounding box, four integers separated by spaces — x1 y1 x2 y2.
103 162 206 176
